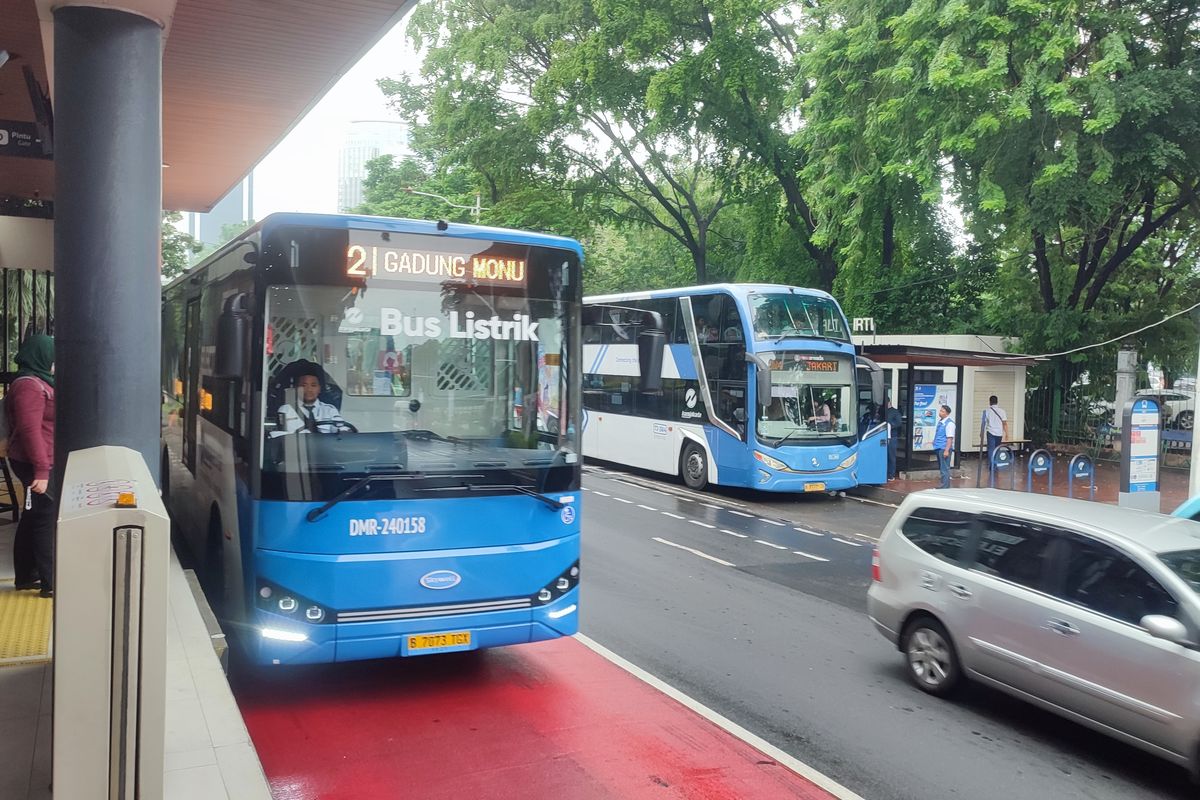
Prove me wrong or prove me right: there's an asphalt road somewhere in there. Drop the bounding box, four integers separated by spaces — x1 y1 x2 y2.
578 467 1197 800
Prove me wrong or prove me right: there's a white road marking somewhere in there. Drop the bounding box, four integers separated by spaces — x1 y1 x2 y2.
755 539 788 550
720 529 748 539
651 537 736 567
793 550 830 562
592 491 611 497
574 634 868 800
727 510 754 518
613 497 634 504
637 504 657 512
833 538 865 547
794 527 825 537
689 520 716 529
758 518 786 526
701 503 723 509
662 512 685 520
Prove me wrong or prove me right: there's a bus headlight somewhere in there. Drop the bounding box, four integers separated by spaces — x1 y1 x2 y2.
256 579 330 623
839 453 858 469
533 561 581 605
753 451 788 471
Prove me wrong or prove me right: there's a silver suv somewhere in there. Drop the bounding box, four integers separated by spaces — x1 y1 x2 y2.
869 489 1200 774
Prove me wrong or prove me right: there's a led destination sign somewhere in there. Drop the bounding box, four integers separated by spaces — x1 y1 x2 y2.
769 356 840 372
346 244 527 286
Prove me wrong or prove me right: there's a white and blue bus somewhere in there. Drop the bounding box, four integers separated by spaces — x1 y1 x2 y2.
161 213 583 665
583 284 888 492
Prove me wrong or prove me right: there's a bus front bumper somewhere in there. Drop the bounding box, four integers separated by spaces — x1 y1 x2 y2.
749 468 856 493
248 587 580 665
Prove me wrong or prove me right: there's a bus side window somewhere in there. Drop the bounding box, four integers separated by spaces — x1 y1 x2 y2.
721 299 744 343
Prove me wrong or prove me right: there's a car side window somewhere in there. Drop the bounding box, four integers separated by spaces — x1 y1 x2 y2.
898 507 973 564
972 517 1054 590
1057 535 1178 626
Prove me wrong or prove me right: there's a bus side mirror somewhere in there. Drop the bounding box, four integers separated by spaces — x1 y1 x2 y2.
638 327 665 393
857 354 885 406
215 292 251 378
746 352 771 407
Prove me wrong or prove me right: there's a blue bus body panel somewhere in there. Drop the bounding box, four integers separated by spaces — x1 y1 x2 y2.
246 492 581 665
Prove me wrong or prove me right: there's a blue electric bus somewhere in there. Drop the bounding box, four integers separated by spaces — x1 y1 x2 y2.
583 284 888 492
161 213 583 665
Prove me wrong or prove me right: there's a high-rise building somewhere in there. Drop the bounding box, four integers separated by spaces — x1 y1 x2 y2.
182 173 254 247
337 120 410 212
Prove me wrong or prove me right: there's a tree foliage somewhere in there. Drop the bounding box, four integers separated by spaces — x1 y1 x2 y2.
161 211 201 282
380 0 1198 367
801 0 1200 358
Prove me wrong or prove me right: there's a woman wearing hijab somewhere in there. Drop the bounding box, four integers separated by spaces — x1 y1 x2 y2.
7 335 55 598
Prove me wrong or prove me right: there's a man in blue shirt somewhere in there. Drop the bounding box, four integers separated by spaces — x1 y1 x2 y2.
933 404 956 489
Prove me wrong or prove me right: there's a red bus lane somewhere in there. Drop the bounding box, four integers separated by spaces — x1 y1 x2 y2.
236 637 838 799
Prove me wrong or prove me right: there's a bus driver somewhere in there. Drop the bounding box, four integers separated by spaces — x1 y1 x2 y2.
276 363 349 434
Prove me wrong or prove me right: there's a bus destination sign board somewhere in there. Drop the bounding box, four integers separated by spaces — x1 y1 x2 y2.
345 243 527 286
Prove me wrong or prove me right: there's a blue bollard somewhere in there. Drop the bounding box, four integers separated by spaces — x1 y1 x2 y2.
1026 449 1054 494
989 445 1016 490
1068 453 1096 501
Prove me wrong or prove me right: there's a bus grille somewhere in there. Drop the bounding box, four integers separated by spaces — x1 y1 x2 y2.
336 597 532 624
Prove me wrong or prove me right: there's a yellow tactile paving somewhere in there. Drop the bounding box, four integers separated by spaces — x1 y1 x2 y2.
0 584 52 666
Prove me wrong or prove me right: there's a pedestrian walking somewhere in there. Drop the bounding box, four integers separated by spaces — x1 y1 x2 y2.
933 404 955 489
980 395 1008 472
884 399 903 481
6 335 56 597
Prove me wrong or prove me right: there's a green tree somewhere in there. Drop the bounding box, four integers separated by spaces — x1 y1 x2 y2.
161 210 201 282
393 0 740 283
800 0 1200 355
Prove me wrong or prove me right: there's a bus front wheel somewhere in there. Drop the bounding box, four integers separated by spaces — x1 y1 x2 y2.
680 442 709 491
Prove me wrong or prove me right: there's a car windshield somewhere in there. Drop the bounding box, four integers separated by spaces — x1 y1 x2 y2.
756 351 856 443
261 245 579 494
1158 549 1200 593
749 293 849 342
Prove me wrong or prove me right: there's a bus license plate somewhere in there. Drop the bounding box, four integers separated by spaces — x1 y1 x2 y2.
803 482 826 493
405 631 472 655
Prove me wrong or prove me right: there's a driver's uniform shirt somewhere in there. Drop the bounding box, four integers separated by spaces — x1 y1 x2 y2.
276 399 346 434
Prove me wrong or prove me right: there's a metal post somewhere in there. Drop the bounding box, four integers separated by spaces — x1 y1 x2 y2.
54 6 164 485
1191 315 1200 498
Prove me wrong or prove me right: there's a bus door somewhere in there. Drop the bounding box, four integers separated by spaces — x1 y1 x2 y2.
857 423 888 484
182 297 201 472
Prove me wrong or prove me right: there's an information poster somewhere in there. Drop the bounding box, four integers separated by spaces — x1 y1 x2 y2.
912 383 956 452
1127 398 1160 492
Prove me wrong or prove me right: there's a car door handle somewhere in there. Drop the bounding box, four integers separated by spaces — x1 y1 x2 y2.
947 583 972 599
1046 619 1080 636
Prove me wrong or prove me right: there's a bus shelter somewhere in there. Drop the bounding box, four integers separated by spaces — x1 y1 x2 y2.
860 342 1041 476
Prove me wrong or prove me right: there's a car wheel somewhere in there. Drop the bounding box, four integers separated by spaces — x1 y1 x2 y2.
1178 411 1194 431
680 442 708 491
902 617 961 696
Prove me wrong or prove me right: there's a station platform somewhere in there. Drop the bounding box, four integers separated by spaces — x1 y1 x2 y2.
0 504 849 800
237 635 844 799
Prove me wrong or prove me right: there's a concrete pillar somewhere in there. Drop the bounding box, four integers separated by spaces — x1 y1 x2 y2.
53 6 163 485
1114 346 1138 430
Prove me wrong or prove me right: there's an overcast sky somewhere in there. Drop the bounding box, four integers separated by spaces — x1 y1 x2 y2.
251 16 417 217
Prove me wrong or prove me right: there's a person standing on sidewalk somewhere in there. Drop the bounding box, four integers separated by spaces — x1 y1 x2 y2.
980 395 1008 473
884 399 903 481
6 335 56 597
933 404 955 489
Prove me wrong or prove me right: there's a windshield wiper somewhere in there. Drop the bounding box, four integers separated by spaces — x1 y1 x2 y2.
402 429 464 445
464 481 565 510
773 427 801 448
305 471 427 523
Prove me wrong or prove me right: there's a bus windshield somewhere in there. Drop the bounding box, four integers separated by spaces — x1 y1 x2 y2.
261 268 578 492
749 293 849 342
756 352 856 443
